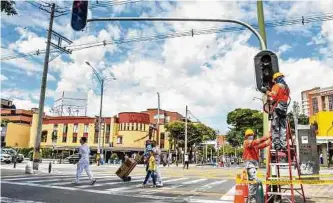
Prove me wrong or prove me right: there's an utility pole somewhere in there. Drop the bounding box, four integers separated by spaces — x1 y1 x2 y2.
293 101 300 162
33 3 55 170
98 79 104 158
185 105 188 158
257 0 268 169
157 92 160 147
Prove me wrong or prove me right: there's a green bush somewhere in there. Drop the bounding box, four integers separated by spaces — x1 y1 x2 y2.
18 148 34 157
111 153 118 160
41 148 53 158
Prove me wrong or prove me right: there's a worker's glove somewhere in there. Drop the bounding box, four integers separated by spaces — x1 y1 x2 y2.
261 86 268 93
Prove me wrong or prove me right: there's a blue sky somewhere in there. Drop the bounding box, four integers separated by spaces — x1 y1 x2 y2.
1 0 333 133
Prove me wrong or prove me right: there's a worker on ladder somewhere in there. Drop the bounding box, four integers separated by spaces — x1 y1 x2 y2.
243 129 270 203
262 72 290 151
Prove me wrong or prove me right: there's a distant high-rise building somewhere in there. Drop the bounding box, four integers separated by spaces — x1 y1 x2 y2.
301 86 333 117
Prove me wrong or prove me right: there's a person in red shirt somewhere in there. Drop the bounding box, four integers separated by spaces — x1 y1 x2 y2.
262 72 290 151
243 129 270 203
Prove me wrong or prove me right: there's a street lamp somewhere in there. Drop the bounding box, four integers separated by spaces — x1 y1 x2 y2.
252 97 263 102
85 61 116 163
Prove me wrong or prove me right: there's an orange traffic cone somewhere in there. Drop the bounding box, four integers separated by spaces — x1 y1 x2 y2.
234 174 248 203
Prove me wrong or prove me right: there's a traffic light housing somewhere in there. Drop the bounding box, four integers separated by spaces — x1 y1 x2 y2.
254 50 279 93
71 0 88 31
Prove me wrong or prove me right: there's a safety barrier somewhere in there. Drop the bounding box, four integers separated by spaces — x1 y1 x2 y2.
236 178 333 185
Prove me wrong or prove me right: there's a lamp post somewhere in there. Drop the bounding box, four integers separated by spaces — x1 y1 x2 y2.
85 61 116 163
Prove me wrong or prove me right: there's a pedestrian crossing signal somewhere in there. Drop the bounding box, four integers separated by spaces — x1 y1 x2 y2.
71 0 88 31
254 50 279 93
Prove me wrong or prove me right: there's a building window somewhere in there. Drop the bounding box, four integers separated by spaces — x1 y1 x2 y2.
73 124 78 133
72 135 77 143
132 123 135 131
105 134 110 144
143 124 146 131
312 97 319 114
106 124 110 134
63 124 68 133
41 131 47 143
160 132 165 149
165 116 170 123
127 123 130 131
329 95 333 111
62 135 67 143
117 136 123 144
84 124 89 133
94 132 98 144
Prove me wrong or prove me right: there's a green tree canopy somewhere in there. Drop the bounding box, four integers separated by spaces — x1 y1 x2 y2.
165 121 217 150
287 112 309 134
1 1 17 16
226 108 263 147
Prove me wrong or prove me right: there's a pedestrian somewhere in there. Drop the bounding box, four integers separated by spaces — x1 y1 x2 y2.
153 147 163 187
74 137 96 185
243 129 270 203
183 153 189 169
168 154 171 167
320 153 323 165
262 72 290 151
142 150 157 187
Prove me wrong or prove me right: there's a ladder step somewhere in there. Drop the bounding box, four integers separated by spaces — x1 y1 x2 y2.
270 148 295 153
267 177 296 180
269 163 292 166
280 187 303 190
267 192 292 196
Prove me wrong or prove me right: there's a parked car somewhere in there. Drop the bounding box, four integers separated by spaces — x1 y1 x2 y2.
2 148 25 163
65 153 95 164
1 150 12 164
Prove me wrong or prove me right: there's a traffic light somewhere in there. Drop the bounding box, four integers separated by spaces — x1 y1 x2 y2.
71 0 88 31
254 50 279 93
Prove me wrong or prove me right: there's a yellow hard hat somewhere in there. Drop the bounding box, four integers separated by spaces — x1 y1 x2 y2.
273 72 284 80
245 129 254 136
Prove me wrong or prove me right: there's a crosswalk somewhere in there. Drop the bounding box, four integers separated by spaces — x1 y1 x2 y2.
1 173 236 203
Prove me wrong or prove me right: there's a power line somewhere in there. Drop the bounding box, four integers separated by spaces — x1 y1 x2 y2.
53 0 142 16
2 13 333 61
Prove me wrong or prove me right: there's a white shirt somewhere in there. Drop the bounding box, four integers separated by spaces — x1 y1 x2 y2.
184 154 189 162
79 144 90 163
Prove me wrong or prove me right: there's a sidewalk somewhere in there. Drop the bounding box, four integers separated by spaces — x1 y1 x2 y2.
302 185 333 203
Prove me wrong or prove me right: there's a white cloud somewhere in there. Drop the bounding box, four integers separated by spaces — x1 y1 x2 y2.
3 0 333 134
277 44 291 56
1 74 8 81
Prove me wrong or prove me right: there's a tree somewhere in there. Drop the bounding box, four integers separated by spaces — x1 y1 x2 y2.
165 121 217 161
226 108 263 147
1 1 17 16
287 112 309 134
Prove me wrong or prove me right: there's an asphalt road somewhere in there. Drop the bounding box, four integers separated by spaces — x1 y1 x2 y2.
1 167 237 203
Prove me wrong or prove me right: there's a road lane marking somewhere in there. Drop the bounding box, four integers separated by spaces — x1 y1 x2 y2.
27 175 116 183
1 197 47 203
183 178 208 184
76 176 146 188
220 185 235 201
2 175 74 181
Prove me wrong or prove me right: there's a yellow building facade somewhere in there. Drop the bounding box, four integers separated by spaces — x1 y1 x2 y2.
309 111 333 136
5 123 30 148
4 113 172 153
